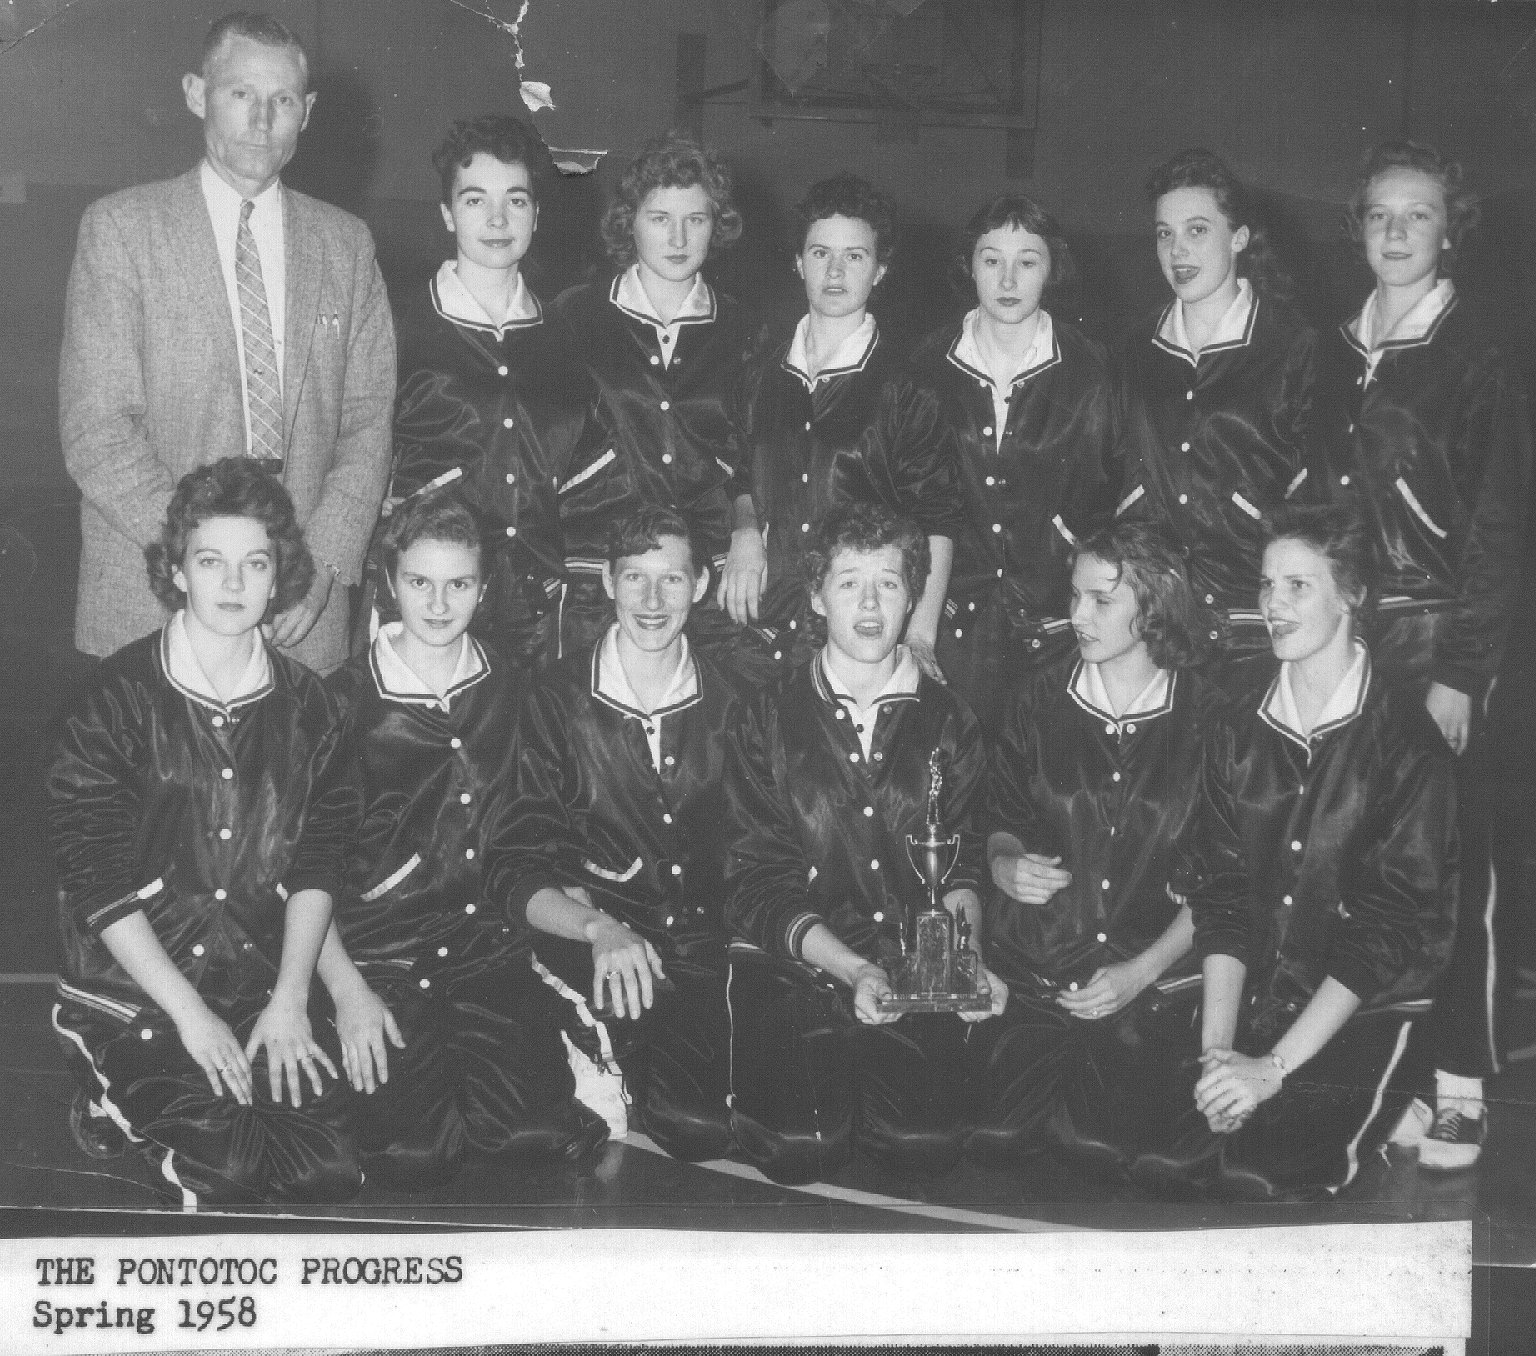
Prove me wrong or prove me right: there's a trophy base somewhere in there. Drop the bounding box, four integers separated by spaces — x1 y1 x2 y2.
876 959 992 1015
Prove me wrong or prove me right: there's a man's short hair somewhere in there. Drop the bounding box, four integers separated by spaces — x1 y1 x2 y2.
202 10 309 84
606 504 697 574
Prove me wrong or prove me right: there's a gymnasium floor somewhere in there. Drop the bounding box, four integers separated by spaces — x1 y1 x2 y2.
2 489 1534 1351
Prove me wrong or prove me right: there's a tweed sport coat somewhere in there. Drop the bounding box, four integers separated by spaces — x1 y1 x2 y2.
59 166 396 672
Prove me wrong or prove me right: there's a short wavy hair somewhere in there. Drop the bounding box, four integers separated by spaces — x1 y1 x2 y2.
607 503 698 575
379 489 484 580
600 132 743 269
793 173 897 264
146 458 313 617
1073 522 1209 671
803 501 929 602
1261 502 1380 619
1146 148 1293 301
1345 139 1479 277
951 193 1076 298
431 114 550 206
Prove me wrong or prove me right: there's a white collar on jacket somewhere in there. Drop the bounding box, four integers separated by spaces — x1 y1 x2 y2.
1155 277 1256 363
433 258 541 334
372 620 484 711
784 312 878 390
163 609 272 710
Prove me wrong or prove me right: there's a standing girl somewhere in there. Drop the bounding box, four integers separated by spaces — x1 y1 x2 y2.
910 194 1115 732
1327 141 1531 1168
1116 149 1324 695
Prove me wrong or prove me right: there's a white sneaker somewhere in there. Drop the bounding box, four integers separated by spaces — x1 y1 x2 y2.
1419 1104 1486 1172
562 1032 629 1139
1389 1096 1433 1148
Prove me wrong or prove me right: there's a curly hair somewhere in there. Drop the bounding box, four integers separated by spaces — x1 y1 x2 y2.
1261 502 1380 620
1146 148 1293 302
431 114 550 206
1073 523 1209 671
951 193 1077 299
379 489 484 580
146 458 313 617
1345 139 1479 277
803 501 929 602
793 173 897 265
606 503 698 575
201 10 308 85
600 132 743 269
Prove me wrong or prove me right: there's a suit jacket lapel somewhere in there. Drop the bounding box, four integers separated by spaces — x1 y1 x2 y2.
283 187 321 445
173 168 241 378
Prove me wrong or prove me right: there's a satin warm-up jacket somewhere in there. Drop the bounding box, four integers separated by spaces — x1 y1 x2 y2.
327 639 531 990
552 276 749 577
1186 659 1457 1012
1322 295 1532 700
389 277 608 633
909 317 1114 623
724 660 986 967
486 645 750 976
1116 296 1324 617
47 629 358 1023
983 660 1216 985
732 324 964 628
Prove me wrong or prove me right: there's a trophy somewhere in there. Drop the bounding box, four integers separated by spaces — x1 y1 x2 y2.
877 750 992 1014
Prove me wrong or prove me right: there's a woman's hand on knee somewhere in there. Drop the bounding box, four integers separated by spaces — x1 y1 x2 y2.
246 996 339 1108
590 918 666 1020
1425 681 1472 754
175 1001 254 1107
333 981 405 1095
1194 1048 1282 1133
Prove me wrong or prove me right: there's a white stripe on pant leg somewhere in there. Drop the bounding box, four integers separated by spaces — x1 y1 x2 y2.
50 1005 143 1145
1333 1018 1413 1194
159 1150 198 1213
1484 861 1500 1075
530 955 618 1070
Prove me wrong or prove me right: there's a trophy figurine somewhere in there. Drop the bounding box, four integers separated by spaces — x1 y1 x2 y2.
878 750 992 1014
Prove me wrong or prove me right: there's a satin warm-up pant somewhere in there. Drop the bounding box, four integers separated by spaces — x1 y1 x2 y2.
348 960 607 1190
54 988 360 1208
726 949 972 1185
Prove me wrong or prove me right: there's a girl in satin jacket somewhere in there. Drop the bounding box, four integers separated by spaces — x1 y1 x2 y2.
724 503 1004 1185
909 194 1116 733
1132 503 1456 1200
967 523 1216 1170
1323 140 1531 1169
322 492 608 1189
48 459 361 1207
720 175 962 683
1116 150 1325 695
553 133 751 659
380 115 609 669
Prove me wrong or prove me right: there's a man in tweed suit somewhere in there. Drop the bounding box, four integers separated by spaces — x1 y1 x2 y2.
59 10 395 673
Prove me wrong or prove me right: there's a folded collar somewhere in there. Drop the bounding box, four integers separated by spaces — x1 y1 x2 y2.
784 312 878 388
432 259 541 334
371 621 487 710
1155 278 1256 362
162 610 273 712
591 624 700 719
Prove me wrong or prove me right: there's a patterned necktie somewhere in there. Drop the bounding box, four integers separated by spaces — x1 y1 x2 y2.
236 199 284 469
